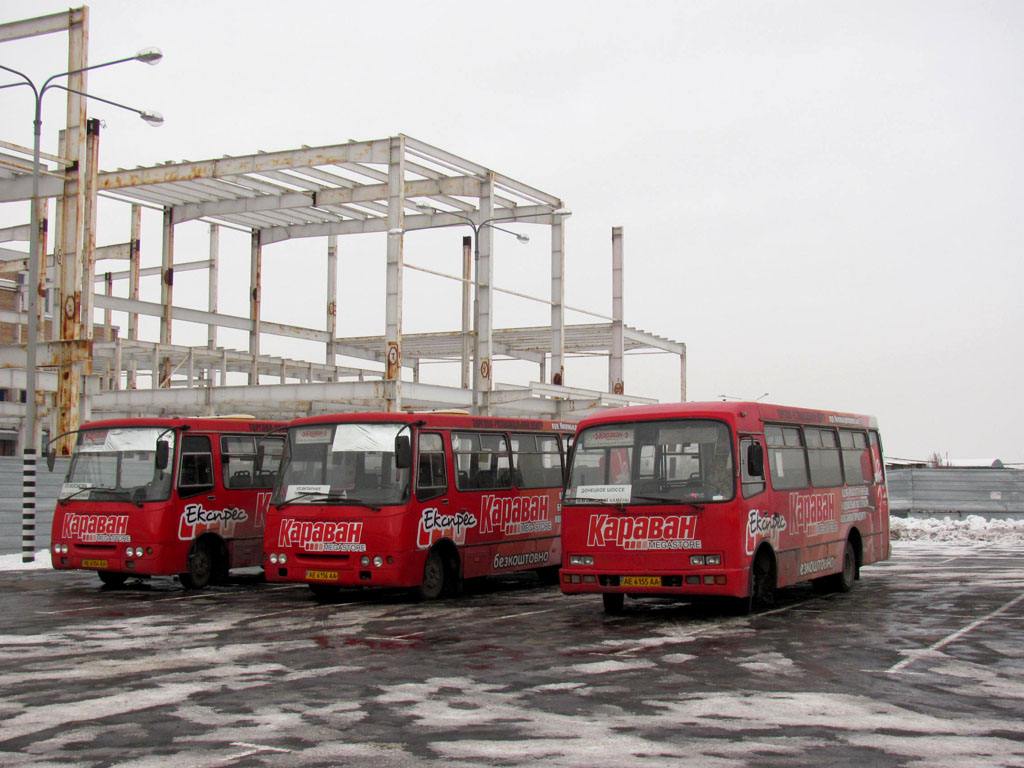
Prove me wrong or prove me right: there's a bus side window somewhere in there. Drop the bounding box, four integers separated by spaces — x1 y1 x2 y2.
740 437 766 498
179 435 214 497
222 435 256 489
840 430 872 485
417 432 447 501
765 425 809 490
512 433 563 489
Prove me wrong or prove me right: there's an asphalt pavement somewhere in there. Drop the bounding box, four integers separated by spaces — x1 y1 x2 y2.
1 542 1022 767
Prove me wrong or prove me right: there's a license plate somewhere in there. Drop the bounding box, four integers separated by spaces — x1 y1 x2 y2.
306 570 338 582
621 575 661 587
82 559 108 569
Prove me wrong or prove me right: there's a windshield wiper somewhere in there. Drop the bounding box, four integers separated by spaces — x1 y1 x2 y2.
632 494 706 510
276 492 381 512
58 486 141 507
564 495 626 510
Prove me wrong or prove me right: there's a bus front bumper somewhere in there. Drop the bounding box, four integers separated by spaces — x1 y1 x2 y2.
559 566 749 599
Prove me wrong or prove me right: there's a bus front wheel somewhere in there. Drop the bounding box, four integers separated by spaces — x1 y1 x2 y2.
602 593 625 614
414 549 445 601
98 571 128 588
180 539 215 589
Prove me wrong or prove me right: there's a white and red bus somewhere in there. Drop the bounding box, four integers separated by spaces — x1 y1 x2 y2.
560 402 889 613
263 412 575 599
49 417 286 589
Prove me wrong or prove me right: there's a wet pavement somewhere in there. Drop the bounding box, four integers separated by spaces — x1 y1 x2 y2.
1 542 1022 767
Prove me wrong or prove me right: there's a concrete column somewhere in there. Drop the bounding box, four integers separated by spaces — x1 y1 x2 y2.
248 229 261 384
158 207 174 387
473 174 494 415
127 204 141 389
384 136 405 412
610 226 625 394
461 235 472 389
81 118 99 340
551 217 565 387
326 235 337 367
207 223 219 349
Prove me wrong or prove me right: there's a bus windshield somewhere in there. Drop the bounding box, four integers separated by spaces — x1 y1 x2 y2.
566 419 734 505
273 422 411 507
61 427 175 503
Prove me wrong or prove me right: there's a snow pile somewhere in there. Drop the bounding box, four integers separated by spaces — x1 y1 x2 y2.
890 515 1024 545
0 551 52 572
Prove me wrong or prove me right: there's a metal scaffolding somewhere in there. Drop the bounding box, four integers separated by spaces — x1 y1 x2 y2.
0 7 687 458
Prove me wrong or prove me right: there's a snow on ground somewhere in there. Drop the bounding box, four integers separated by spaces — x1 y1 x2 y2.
0 551 52 572
0 516 1020 572
890 514 1024 546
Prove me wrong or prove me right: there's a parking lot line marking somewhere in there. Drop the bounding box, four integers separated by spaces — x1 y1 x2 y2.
887 590 1024 674
223 742 292 762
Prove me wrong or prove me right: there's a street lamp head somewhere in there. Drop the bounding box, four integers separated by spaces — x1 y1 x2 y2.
135 48 164 65
415 202 437 214
139 110 164 127
515 233 530 244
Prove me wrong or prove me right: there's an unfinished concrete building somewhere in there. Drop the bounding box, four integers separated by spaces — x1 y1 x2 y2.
0 8 687 461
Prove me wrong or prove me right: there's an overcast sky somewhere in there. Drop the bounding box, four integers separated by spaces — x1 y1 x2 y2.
1 0 1022 464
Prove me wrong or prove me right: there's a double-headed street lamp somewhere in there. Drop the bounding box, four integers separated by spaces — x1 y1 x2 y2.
0 48 164 562
412 203 571 409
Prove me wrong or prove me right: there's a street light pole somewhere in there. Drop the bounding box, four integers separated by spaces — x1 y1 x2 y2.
0 49 163 562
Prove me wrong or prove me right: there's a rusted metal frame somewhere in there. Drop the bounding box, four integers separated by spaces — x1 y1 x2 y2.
54 6 90 458
97 139 392 189
551 216 565 390
326 235 337 368
0 9 76 41
0 174 65 203
610 226 624 394
248 229 261 384
384 136 405 412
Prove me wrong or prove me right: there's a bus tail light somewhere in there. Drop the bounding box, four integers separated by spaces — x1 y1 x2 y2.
685 575 700 585
563 574 582 584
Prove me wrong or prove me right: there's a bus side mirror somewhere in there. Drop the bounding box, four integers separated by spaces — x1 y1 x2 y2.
46 449 56 473
747 442 764 478
395 435 412 469
155 441 169 471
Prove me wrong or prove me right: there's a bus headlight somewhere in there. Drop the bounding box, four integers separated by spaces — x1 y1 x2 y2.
569 555 594 566
135 547 145 558
373 556 384 568
705 554 721 566
690 555 705 566
360 556 371 567
269 553 279 564
278 553 287 565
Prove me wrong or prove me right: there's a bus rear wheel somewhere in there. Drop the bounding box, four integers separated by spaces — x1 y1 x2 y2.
813 539 856 594
98 571 128 588
180 539 216 589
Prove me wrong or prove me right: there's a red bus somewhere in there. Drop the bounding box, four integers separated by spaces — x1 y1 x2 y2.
560 402 889 613
263 412 575 599
48 417 286 589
